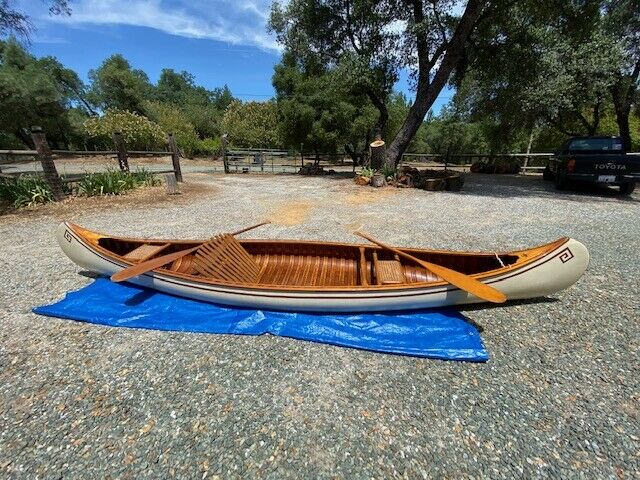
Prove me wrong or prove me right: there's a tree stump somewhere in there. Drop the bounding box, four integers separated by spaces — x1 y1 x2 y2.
369 139 385 171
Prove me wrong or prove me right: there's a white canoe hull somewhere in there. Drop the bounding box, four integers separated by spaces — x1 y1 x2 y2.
56 223 589 312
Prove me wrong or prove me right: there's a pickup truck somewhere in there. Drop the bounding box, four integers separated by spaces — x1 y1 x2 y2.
543 136 638 195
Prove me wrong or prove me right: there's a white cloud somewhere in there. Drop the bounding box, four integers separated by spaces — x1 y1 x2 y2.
41 0 280 52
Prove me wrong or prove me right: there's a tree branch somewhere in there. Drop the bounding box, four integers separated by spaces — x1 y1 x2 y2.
344 0 362 55
431 1 448 44
545 115 582 137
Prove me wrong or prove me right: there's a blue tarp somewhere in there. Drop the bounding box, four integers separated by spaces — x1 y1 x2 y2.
33 278 488 361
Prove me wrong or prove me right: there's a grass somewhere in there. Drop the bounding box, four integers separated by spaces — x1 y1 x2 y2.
0 176 57 208
77 168 161 196
0 168 161 208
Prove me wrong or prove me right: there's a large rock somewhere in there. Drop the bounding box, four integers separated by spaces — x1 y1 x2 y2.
370 174 387 188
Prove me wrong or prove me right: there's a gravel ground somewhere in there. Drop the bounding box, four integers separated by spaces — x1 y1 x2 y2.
1 173 638 479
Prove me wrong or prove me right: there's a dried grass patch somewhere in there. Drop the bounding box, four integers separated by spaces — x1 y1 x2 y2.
344 187 396 205
268 200 317 226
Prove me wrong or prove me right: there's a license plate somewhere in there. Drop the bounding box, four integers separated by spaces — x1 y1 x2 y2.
598 175 616 183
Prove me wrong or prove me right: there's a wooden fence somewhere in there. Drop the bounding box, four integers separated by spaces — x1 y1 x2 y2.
215 147 556 174
0 127 183 200
400 152 553 173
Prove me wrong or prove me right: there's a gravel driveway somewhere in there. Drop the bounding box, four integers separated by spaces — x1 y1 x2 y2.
1 173 638 478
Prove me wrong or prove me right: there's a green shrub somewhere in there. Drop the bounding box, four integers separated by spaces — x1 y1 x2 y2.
77 168 160 196
145 101 201 157
0 176 56 208
84 109 166 150
198 137 220 155
381 164 396 178
222 100 280 148
359 167 375 178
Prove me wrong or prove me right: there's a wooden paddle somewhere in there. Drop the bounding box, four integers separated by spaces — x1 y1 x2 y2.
354 231 507 304
111 221 270 283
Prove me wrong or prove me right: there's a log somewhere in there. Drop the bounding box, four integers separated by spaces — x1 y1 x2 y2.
421 178 446 191
354 175 371 186
445 173 464 191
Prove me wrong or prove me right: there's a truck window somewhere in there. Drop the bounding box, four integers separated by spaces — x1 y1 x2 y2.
568 138 623 152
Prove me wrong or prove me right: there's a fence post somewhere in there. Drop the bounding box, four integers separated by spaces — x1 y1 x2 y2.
112 132 129 172
31 126 66 201
167 133 183 182
221 134 229 174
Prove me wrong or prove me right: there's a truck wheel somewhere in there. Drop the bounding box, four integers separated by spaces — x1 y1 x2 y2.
543 165 553 181
555 172 568 190
619 183 636 195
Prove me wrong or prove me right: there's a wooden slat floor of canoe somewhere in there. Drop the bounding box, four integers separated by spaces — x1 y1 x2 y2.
254 254 359 287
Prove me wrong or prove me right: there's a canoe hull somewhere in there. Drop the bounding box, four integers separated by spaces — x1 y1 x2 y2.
56 223 589 312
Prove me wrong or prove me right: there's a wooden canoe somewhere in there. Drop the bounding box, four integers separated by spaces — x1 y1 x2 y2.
56 222 589 312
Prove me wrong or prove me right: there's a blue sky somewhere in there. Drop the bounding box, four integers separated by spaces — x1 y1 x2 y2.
21 0 452 111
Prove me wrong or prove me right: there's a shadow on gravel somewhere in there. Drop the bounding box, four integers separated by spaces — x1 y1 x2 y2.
79 270 101 279
461 174 638 202
458 296 559 313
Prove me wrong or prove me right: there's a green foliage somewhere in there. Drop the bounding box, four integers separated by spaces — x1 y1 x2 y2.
359 167 375 178
84 109 166 151
88 54 152 114
154 69 234 139
452 0 634 148
145 101 200 157
273 52 377 155
77 168 160 196
380 164 396 178
270 0 486 164
198 137 220 155
0 175 55 208
0 40 86 148
222 100 280 148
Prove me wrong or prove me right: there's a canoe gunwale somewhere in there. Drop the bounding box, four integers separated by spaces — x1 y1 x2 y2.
63 223 569 293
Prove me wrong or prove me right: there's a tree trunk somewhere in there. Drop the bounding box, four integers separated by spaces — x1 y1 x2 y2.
611 59 640 151
366 89 389 134
615 106 631 151
611 82 633 150
385 0 488 166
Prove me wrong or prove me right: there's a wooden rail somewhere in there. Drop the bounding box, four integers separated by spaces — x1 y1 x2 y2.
0 127 183 200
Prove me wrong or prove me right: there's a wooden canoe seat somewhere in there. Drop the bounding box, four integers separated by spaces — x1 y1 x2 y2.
124 243 170 262
376 260 406 285
193 234 260 283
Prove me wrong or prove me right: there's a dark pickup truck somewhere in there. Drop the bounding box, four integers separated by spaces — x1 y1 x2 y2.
543 136 639 195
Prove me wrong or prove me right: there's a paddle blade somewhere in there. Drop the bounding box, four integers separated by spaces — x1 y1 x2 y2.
111 245 198 283
420 261 507 304
354 230 507 304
